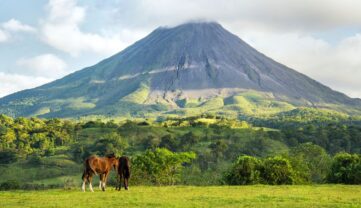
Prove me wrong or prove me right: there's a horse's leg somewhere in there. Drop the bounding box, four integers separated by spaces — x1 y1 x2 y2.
88 174 94 192
99 174 103 190
115 173 120 191
124 175 128 190
102 171 109 191
119 172 123 191
117 173 122 191
81 171 87 192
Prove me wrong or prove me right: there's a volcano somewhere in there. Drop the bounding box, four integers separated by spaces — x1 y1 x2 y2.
1 22 360 118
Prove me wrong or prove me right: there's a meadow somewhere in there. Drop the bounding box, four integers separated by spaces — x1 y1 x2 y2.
1 185 361 208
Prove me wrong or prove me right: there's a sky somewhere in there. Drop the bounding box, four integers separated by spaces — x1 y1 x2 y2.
0 0 361 98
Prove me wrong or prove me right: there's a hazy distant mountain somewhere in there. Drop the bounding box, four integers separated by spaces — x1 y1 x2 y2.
1 22 360 118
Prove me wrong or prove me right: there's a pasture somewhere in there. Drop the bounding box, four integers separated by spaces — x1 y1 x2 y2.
1 185 361 208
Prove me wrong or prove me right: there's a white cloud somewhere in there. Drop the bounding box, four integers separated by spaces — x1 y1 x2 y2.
109 0 361 31
0 19 36 43
0 72 52 98
16 54 67 78
235 29 361 98
0 29 8 42
41 0 128 56
2 19 36 33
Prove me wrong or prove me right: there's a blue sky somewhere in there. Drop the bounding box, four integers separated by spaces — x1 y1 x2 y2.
1 0 361 98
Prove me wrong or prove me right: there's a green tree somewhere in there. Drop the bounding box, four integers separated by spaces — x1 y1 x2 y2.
93 132 128 156
159 134 178 151
289 143 331 183
133 148 196 185
261 156 295 185
209 140 228 160
0 127 16 149
180 131 200 150
142 135 160 150
31 133 53 152
225 155 261 185
327 153 361 184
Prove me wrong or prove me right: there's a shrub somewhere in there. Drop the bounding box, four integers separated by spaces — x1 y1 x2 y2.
224 155 261 185
327 153 361 184
63 178 77 190
261 156 294 185
21 183 47 190
289 143 331 184
159 134 178 151
0 149 18 164
0 180 20 190
27 153 43 165
132 148 196 185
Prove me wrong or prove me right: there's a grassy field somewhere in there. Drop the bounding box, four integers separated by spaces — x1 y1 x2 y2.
1 185 361 208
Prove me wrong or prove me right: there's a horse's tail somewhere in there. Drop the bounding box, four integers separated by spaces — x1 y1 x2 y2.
124 163 130 179
81 170 86 181
84 158 98 176
120 156 131 179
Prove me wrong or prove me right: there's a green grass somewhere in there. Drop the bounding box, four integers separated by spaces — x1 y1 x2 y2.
121 83 150 104
199 97 224 110
1 185 361 207
223 91 295 116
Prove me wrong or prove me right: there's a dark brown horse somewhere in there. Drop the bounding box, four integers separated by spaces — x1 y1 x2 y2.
116 156 131 190
82 154 118 192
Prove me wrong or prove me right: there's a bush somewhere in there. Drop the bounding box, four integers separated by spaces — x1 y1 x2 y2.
0 150 18 164
159 134 178 151
21 183 47 190
224 155 261 185
27 153 43 165
289 143 331 184
132 148 196 185
63 178 77 190
0 180 20 190
0 180 55 190
261 156 294 185
327 153 361 184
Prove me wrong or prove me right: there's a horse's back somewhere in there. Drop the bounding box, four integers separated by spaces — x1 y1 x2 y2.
84 156 108 174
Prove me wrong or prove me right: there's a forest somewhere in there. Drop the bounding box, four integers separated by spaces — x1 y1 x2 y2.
0 113 361 190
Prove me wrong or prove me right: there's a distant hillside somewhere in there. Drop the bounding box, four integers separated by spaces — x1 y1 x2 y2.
0 22 360 118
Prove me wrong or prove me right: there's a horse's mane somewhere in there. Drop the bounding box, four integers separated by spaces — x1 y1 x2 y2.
106 153 116 158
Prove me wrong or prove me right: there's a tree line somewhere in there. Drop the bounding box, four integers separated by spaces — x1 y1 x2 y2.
1 114 361 189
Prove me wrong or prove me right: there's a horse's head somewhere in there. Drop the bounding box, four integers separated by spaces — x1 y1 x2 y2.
113 159 119 170
106 153 119 169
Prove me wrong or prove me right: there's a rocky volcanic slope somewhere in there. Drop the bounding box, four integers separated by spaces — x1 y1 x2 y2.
0 22 360 118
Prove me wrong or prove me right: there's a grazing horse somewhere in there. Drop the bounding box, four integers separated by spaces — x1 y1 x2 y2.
116 156 131 190
82 154 118 192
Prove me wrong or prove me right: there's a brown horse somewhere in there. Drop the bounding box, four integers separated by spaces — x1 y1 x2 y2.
116 156 131 190
82 154 118 192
